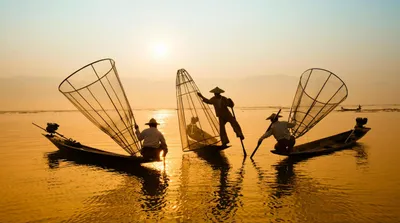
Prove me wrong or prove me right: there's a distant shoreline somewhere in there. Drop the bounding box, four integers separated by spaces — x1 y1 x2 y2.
1 104 399 114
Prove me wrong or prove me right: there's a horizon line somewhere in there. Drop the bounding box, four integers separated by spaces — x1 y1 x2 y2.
1 104 399 113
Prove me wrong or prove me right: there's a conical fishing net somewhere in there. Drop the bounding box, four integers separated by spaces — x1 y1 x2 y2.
176 69 221 151
288 68 348 138
58 58 141 156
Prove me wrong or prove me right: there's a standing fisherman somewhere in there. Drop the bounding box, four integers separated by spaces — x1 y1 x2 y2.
197 87 244 147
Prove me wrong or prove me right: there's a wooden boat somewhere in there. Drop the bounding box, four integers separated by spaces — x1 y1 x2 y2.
271 118 370 157
185 143 231 153
35 59 164 165
251 68 352 159
340 106 361 111
43 133 158 164
251 68 372 160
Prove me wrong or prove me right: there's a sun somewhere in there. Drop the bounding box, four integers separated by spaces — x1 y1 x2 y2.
152 43 168 58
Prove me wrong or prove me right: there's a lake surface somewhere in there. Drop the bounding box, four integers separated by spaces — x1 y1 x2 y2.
0 106 399 222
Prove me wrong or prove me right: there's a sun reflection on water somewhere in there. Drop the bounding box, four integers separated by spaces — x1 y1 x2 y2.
143 156 171 175
151 109 174 125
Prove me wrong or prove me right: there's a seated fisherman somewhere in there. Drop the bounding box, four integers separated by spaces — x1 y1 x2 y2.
258 113 296 153
135 118 168 160
186 116 218 145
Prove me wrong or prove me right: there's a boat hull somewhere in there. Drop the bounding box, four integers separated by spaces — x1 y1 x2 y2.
44 134 158 164
271 127 371 157
184 144 231 153
340 107 361 112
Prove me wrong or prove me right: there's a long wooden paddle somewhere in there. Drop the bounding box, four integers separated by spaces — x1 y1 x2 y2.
250 108 282 159
230 107 247 157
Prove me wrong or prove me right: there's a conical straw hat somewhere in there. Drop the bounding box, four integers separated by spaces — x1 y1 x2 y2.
145 118 160 125
266 113 282 120
209 87 225 93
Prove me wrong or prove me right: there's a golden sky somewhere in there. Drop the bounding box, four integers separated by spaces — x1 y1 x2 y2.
0 0 399 109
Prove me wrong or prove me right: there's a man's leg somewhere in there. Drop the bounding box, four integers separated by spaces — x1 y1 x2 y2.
227 116 244 139
288 136 296 152
161 146 168 157
142 147 162 160
275 139 290 153
141 147 153 159
219 118 229 145
274 142 282 151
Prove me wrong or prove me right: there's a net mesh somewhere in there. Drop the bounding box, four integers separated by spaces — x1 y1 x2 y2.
288 68 348 138
176 69 221 151
58 58 141 156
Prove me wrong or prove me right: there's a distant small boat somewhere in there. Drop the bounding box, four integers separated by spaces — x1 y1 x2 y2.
341 106 362 111
271 118 370 157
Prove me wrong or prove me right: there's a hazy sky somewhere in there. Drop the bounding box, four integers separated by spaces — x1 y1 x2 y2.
0 0 399 109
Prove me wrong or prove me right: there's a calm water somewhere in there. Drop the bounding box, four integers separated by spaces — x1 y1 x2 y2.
1 107 400 222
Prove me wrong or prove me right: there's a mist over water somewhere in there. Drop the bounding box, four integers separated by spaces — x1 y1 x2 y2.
1 75 399 111
1 108 399 222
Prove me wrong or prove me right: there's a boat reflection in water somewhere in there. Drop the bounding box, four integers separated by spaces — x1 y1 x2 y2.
251 143 369 222
352 144 369 167
45 150 169 221
177 149 246 221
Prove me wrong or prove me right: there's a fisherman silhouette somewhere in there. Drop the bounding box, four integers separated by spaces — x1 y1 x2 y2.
197 87 244 147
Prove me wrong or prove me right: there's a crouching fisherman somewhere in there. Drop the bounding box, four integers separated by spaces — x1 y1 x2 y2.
135 118 168 160
258 113 296 153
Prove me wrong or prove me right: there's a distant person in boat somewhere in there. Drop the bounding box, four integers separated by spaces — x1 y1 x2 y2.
186 116 218 145
197 87 244 147
135 118 168 160
358 105 362 110
258 113 296 153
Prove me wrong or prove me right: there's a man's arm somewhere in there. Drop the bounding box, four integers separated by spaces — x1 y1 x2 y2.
160 133 168 157
197 92 212 104
160 133 167 148
134 124 144 140
258 129 272 143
